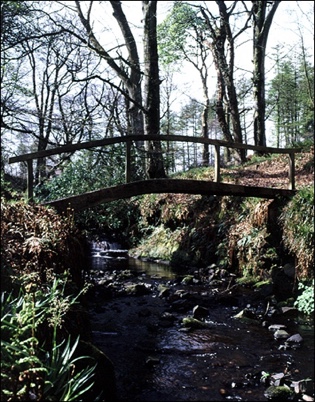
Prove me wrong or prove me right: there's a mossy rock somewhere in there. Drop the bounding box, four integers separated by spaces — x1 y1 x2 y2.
181 275 194 285
182 317 214 329
264 385 293 400
125 283 151 296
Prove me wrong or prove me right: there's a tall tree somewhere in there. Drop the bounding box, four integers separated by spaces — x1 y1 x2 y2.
268 57 314 146
158 2 212 166
74 0 166 178
142 0 166 178
251 0 281 148
200 1 250 163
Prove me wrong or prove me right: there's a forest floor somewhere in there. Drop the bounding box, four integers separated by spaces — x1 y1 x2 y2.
180 146 314 190
222 147 314 190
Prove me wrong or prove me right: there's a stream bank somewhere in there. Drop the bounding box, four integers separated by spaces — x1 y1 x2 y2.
85 243 314 402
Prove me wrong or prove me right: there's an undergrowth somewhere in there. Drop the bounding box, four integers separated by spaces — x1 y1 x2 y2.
1 273 95 401
279 186 314 278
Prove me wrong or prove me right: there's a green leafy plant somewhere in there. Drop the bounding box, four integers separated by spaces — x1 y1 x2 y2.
1 274 95 401
294 279 314 316
279 186 314 278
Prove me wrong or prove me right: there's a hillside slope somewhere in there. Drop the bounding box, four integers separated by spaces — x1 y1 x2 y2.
130 147 314 282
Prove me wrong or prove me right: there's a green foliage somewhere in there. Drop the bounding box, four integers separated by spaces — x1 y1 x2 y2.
157 2 203 66
267 56 314 146
294 279 314 316
0 171 20 200
35 150 125 202
279 186 314 278
34 150 138 239
1 274 95 401
131 225 183 261
1 199 87 291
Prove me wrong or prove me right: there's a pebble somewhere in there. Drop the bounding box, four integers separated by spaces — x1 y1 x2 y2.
274 329 289 339
268 324 287 331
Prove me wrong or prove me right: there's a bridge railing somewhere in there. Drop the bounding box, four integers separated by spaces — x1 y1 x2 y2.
8 134 302 201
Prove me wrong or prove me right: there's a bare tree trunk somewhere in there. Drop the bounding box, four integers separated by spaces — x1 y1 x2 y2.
201 97 210 166
252 1 281 149
142 1 166 178
201 1 247 162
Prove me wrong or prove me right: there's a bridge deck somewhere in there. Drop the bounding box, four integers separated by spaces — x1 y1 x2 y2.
43 179 295 212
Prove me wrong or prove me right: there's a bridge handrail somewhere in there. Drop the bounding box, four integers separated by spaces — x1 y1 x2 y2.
8 134 302 200
8 134 301 163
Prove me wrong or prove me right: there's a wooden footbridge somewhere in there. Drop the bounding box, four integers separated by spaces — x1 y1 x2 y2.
9 135 301 212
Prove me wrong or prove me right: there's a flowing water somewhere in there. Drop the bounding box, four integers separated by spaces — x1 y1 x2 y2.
87 241 314 401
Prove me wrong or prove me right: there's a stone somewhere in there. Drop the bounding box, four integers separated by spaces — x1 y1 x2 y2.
160 312 176 322
233 308 258 323
285 333 303 347
280 306 299 318
145 356 160 367
268 324 287 332
270 372 285 386
181 316 214 329
302 395 315 401
159 312 176 328
181 275 194 285
192 305 209 320
274 329 290 339
264 385 293 400
283 263 295 278
124 283 151 296
157 285 170 298
173 289 191 299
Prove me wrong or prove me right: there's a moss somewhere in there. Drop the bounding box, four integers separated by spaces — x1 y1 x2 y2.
181 317 213 329
264 385 293 400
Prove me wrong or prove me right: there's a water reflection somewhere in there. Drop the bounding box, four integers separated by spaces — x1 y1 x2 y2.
88 242 314 402
128 257 176 279
89 239 176 279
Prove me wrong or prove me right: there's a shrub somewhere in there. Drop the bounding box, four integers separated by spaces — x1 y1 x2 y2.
0 200 88 291
294 279 314 317
279 186 314 278
1 273 95 401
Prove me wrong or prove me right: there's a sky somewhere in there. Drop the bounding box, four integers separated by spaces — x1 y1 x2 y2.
6 0 315 164
87 1 314 108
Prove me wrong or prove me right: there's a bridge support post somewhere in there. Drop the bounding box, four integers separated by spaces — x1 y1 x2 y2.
125 140 131 183
26 160 34 201
288 152 295 190
214 145 221 183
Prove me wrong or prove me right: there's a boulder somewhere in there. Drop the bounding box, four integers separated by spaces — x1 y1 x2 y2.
181 275 194 285
192 305 209 320
181 316 214 330
124 283 151 296
145 356 160 367
268 324 287 332
264 385 293 400
159 312 176 327
274 329 290 340
280 306 299 318
283 263 295 278
285 333 303 348
157 284 170 298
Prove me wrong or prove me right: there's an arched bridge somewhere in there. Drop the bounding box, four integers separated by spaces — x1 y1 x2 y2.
9 134 301 212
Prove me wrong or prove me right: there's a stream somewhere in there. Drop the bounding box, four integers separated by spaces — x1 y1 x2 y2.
86 240 314 402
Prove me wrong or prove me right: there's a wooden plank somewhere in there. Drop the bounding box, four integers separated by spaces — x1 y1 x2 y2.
288 152 295 190
9 134 302 163
43 179 295 212
125 140 131 183
26 160 33 201
214 145 220 183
